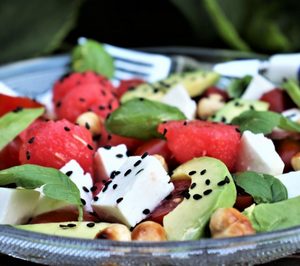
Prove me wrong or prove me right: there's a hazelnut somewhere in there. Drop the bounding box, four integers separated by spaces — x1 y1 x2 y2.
209 208 255 238
95 224 131 241
76 112 102 136
131 221 167 241
291 152 300 171
153 154 168 171
197 93 225 119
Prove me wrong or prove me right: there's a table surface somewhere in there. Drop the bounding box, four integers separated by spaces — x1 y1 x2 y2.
1 253 300 265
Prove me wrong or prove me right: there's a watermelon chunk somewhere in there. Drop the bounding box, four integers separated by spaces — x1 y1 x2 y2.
19 119 95 173
158 120 240 171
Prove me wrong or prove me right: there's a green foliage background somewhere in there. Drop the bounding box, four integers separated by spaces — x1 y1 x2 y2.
0 0 299 64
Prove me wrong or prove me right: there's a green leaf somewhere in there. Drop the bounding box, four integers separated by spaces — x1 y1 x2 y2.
202 0 250 51
105 98 186 140
0 108 44 150
232 109 300 134
234 171 287 204
71 39 115 79
0 0 82 63
227 75 252 98
282 79 300 108
231 110 280 134
0 164 83 220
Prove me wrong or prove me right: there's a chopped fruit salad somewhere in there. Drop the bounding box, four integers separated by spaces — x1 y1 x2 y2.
1 41 300 242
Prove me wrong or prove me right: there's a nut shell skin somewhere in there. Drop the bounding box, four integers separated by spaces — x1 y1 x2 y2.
95 224 131 241
131 221 167 241
209 208 255 238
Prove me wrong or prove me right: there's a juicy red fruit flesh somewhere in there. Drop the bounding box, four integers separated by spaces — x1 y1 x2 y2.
115 78 144 99
19 119 95 173
158 120 241 171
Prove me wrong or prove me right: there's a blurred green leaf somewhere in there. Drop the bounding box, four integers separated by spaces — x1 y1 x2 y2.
0 0 82 64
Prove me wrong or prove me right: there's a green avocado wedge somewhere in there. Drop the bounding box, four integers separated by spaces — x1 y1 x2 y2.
15 222 112 239
163 157 236 240
243 196 300 233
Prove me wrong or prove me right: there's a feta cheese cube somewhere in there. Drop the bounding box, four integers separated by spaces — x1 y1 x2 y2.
94 144 128 180
235 130 284 175
0 188 40 225
93 155 174 227
241 74 275 100
276 171 300 198
161 84 196 120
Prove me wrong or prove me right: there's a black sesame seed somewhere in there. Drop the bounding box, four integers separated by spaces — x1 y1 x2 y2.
93 196 99 201
141 152 148 159
163 128 168 136
221 116 227 123
87 144 94 150
249 105 255 110
12 106 23 113
217 180 226 186
108 103 112 110
193 194 202 200
82 186 89 193
85 122 90 130
139 97 144 101
133 160 142 167
98 105 105 110
203 189 212 196
110 170 121 179
188 170 196 176
234 101 240 107
124 169 132 176
205 179 211 185
143 209 150 215
67 223 76 228
116 197 123 204
81 198 86 205
93 134 101 141
200 169 207 175
153 88 159 93
102 180 112 192
135 169 144 175
235 128 241 133
56 101 62 108
59 224 68 228
183 121 187 126
225 176 230 183
65 171 73 177
116 153 124 158
211 114 216 119
103 145 112 150
87 222 95 228
79 98 85 102
182 190 191 199
112 184 118 190
190 183 196 189
26 151 31 160
64 126 70 132
90 185 97 192
28 137 35 144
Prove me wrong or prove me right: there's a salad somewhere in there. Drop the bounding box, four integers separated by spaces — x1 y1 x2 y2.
1 40 300 242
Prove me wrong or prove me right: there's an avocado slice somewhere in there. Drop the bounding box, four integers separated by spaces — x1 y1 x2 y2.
15 222 111 239
121 70 220 102
163 157 236 240
209 99 269 124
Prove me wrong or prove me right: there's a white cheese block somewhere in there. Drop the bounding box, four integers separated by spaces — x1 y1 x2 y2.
93 155 174 227
241 74 275 100
276 171 300 198
94 144 128 180
161 84 196 120
33 160 93 216
0 82 18 96
0 188 40 225
235 130 284 175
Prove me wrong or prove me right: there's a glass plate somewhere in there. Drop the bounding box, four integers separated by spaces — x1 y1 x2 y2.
0 48 299 266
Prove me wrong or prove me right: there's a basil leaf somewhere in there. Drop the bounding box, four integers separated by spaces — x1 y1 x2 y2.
234 171 287 204
0 164 83 220
227 75 252 98
283 79 300 108
0 107 44 150
105 98 186 140
71 39 115 79
231 110 280 134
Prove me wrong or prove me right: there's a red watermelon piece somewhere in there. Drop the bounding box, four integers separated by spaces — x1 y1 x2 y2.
53 71 115 103
55 83 119 122
19 119 95 173
158 120 241 171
